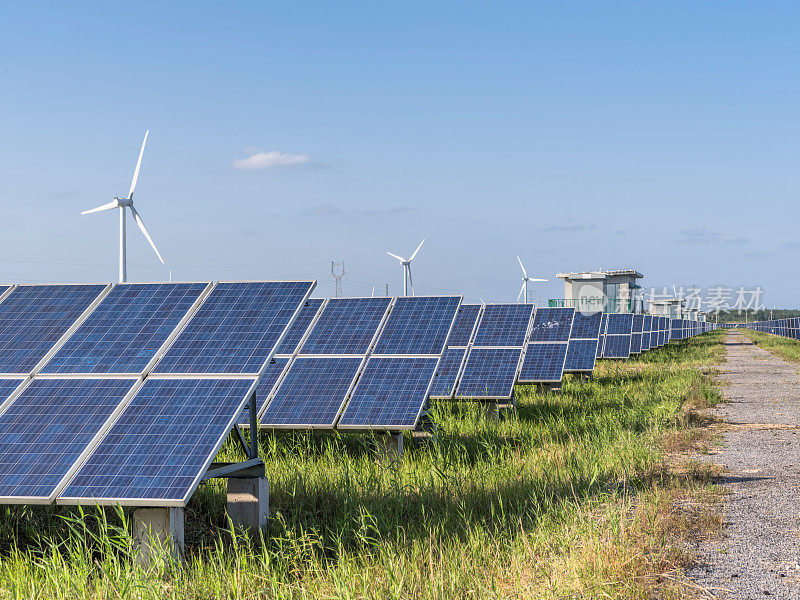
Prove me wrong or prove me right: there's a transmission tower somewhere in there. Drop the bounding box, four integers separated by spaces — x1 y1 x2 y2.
331 261 346 297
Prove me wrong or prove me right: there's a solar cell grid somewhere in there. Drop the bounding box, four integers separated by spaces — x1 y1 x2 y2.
273 298 324 355
518 343 568 382
456 347 521 399
471 304 533 347
299 297 391 355
0 378 135 502
429 347 467 398
260 357 362 427
603 335 631 358
338 356 439 429
0 284 107 374
569 311 603 339
239 357 291 423
152 281 314 375
373 296 461 355
528 308 574 342
446 304 481 347
605 313 634 335
60 378 256 505
41 283 209 375
564 339 599 372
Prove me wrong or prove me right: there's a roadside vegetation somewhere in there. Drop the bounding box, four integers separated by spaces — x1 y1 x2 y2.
0 331 725 599
739 329 800 364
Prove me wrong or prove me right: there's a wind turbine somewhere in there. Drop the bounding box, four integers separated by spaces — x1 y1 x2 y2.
386 238 425 296
516 256 547 304
81 130 164 282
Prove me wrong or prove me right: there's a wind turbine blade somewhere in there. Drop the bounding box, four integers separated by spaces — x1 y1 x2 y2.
516 255 527 278
129 205 165 264
128 129 149 198
530 278 548 282
409 238 425 262
517 282 525 302
386 251 406 262
371 286 375 297
81 200 120 215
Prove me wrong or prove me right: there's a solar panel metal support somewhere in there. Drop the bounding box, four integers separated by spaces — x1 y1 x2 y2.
203 458 265 481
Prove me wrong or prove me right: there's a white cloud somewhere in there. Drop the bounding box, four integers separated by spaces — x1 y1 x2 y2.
233 150 311 170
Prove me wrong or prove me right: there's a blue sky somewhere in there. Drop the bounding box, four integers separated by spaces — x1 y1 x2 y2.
1 2 799 306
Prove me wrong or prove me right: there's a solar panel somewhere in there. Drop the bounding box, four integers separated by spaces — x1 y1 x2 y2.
641 316 652 351
564 339 599 372
238 357 291 424
455 348 522 399
630 315 644 354
603 334 632 359
528 308 575 342
569 311 603 340
273 298 325 355
152 281 315 375
0 284 107 375
0 378 136 503
59 378 256 506
471 304 533 347
596 314 607 358
605 313 634 335
299 297 391 355
429 347 468 399
518 343 568 383
337 356 439 429
40 283 209 375
260 357 362 428
446 304 481 347
372 296 461 356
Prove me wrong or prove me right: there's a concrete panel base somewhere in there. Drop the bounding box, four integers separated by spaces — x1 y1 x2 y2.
376 432 403 460
132 507 184 567
227 476 269 534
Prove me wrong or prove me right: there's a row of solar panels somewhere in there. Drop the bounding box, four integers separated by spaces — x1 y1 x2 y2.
0 281 716 508
736 318 799 338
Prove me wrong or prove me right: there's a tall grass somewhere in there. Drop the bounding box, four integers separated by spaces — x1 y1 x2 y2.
739 329 800 364
0 331 724 599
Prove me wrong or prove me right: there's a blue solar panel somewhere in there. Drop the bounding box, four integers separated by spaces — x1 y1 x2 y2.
0 284 106 374
528 308 574 342
428 347 467 398
471 304 533 347
373 297 461 355
605 313 634 335
152 281 314 374
518 343 568 383
446 304 481 347
300 297 391 355
596 314 607 358
40 283 208 375
632 314 644 334
60 378 255 504
456 347 521 399
641 316 652 351
564 339 599 372
603 335 631 358
338 357 438 429
630 333 642 354
0 378 135 501
239 357 291 424
273 298 324 355
569 311 602 340
260 357 362 427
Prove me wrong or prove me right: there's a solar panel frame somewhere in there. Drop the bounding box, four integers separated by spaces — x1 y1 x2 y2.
57 376 258 507
564 338 600 372
0 376 142 504
470 304 534 348
518 342 569 383
38 282 213 377
371 295 462 356
603 334 632 358
151 280 316 377
297 296 393 357
0 283 112 377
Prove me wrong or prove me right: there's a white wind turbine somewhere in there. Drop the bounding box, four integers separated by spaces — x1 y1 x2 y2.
81 130 164 282
386 238 425 296
516 256 547 304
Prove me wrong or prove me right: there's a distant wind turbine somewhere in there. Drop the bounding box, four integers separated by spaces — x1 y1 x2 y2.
516 256 547 303
386 238 425 296
81 130 164 282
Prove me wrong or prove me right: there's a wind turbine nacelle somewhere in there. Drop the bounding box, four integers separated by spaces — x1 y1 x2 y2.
117 198 133 207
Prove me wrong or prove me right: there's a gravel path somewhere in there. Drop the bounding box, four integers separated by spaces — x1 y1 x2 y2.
690 331 800 599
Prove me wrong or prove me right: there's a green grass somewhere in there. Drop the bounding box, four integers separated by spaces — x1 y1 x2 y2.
739 329 800 364
0 331 725 599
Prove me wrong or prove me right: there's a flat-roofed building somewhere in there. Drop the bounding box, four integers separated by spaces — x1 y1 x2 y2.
555 269 644 313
